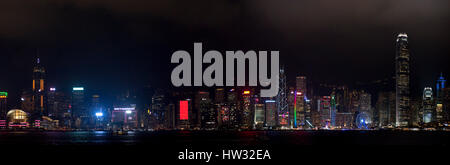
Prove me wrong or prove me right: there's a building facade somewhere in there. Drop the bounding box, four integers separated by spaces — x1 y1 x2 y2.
395 33 411 127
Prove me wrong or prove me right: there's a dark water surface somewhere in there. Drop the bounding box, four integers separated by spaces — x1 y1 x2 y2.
1 130 447 163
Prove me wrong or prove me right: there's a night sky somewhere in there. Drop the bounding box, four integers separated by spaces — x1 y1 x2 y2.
0 0 449 106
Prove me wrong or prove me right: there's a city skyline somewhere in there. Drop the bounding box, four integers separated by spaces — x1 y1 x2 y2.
1 33 449 130
0 1 448 163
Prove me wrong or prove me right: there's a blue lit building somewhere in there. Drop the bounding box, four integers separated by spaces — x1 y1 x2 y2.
436 73 446 99
436 73 446 124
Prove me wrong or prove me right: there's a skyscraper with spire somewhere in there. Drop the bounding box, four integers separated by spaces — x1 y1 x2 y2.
436 73 446 100
395 33 411 127
32 54 47 118
436 73 446 124
277 66 289 127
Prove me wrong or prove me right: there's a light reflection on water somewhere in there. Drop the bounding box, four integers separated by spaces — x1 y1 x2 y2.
0 130 448 146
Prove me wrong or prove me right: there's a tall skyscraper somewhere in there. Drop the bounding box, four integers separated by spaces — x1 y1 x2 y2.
47 88 70 120
377 91 396 127
295 76 307 127
197 91 216 129
436 73 446 100
287 87 296 128
215 88 225 104
71 87 86 128
395 33 411 127
32 57 46 118
253 103 265 129
195 91 210 128
422 87 434 124
277 67 289 127
265 99 277 127
224 88 239 129
330 94 337 127
436 73 446 124
443 87 450 123
151 90 168 129
296 76 307 97
318 96 331 128
241 90 252 129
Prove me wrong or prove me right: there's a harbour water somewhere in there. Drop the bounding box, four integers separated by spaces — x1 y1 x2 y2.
1 130 447 163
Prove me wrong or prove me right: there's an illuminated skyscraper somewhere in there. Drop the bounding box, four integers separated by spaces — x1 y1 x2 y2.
241 90 252 129
287 87 296 127
32 57 46 118
224 88 239 129
330 94 337 127
296 76 307 97
295 76 307 127
395 33 411 127
198 91 216 129
443 87 450 123
151 90 168 129
265 99 277 127
377 91 396 127
422 87 434 124
194 91 210 128
71 87 86 128
436 73 446 124
436 73 446 99
277 67 289 127
253 103 265 129
47 88 70 120
215 88 225 103
90 94 104 129
318 96 331 128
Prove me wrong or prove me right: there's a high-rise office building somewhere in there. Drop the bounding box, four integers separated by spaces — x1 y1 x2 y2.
223 88 239 129
253 103 265 129
215 88 225 103
47 88 70 121
111 105 138 130
436 73 446 100
435 73 446 124
395 33 411 127
240 90 253 129
318 96 331 128
277 67 289 127
296 76 307 97
265 99 277 127
32 57 46 118
359 91 371 112
377 92 396 127
349 90 360 114
287 87 296 128
197 91 216 129
295 76 307 127
151 90 168 129
330 94 337 127
194 91 210 128
422 87 435 124
71 87 86 128
214 88 225 128
90 94 104 129
443 87 450 124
